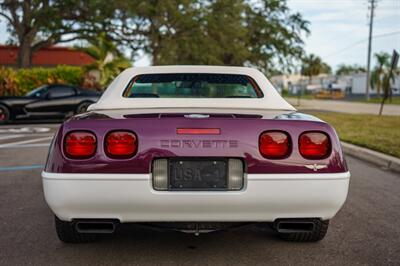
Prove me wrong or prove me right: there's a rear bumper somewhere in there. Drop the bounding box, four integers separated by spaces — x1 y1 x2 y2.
42 171 350 222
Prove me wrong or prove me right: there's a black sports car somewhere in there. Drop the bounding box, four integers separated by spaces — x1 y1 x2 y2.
0 84 101 123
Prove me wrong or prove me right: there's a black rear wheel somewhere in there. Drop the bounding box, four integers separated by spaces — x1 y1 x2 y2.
76 102 92 114
0 105 10 124
55 216 99 243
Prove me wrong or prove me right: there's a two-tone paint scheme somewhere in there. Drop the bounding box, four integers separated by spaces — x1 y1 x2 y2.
42 66 350 242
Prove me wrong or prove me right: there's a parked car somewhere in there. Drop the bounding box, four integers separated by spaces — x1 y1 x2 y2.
0 84 100 123
42 66 350 243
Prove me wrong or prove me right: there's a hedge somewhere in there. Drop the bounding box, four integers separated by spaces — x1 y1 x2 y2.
0 66 95 96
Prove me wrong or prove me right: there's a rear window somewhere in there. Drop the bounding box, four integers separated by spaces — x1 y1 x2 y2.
123 73 263 98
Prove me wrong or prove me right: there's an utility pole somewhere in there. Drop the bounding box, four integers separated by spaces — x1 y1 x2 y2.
365 0 376 101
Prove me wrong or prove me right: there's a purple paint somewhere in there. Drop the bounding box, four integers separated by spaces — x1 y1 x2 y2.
45 111 348 174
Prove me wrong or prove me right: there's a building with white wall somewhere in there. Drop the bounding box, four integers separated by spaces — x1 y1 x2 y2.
270 72 400 96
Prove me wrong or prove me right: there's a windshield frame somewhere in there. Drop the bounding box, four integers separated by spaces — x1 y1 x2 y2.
25 85 48 98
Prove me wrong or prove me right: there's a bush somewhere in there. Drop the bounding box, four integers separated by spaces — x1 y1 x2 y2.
0 67 19 96
0 66 88 96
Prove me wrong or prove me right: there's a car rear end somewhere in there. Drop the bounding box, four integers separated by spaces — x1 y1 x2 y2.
42 67 350 242
42 110 349 241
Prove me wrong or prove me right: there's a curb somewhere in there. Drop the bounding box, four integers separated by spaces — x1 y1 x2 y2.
341 142 400 173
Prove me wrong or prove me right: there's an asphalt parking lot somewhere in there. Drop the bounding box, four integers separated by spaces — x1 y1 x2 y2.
0 124 399 266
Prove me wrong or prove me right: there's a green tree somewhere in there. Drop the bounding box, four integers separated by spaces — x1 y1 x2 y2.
1 0 310 73
244 0 310 73
370 52 391 96
336 64 366 76
301 54 331 83
378 50 398 115
80 34 132 87
127 0 207 65
120 0 309 74
201 0 250 66
321 62 332 74
0 0 115 68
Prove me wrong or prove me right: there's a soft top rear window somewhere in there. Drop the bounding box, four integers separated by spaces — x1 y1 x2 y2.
123 73 263 98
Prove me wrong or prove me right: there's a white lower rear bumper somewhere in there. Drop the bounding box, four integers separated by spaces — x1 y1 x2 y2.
42 171 350 222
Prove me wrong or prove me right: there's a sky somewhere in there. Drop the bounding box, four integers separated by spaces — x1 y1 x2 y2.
287 0 400 69
0 0 399 70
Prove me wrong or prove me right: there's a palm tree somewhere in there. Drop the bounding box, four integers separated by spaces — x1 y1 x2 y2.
377 50 398 115
370 52 390 96
80 33 132 87
336 64 366 76
301 54 331 84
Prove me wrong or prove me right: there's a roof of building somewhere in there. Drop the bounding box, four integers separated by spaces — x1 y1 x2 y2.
0 45 95 67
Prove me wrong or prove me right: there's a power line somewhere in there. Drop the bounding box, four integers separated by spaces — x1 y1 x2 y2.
373 30 400 38
324 30 400 58
324 40 366 59
374 15 400 23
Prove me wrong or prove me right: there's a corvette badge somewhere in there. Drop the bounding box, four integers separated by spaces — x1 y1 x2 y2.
305 164 328 172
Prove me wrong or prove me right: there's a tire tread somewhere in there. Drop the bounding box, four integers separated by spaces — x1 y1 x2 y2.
55 216 98 243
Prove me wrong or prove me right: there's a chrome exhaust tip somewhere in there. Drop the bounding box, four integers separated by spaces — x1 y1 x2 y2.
275 219 316 233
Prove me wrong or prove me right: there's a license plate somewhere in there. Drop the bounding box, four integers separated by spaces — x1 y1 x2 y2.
169 159 228 190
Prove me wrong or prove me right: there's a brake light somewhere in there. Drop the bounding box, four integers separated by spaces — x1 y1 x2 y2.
299 132 331 159
259 131 290 159
105 131 137 158
177 128 220 135
64 131 96 159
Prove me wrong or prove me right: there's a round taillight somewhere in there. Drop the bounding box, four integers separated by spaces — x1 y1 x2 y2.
105 131 137 158
64 131 96 159
299 131 331 159
259 131 290 159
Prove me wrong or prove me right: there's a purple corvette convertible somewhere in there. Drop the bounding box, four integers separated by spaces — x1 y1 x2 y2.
42 66 350 243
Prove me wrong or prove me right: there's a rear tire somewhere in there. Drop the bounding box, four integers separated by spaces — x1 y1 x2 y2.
76 102 92 114
0 104 10 124
276 219 329 242
55 216 99 243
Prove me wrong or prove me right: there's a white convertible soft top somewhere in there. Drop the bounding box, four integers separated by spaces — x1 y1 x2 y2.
88 66 296 111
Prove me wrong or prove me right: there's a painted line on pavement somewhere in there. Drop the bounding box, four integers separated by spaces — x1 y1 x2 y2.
0 136 53 148
0 143 50 148
0 127 51 133
0 164 44 172
0 135 26 141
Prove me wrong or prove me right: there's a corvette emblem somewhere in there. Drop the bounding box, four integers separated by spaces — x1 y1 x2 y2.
304 164 328 172
160 139 238 148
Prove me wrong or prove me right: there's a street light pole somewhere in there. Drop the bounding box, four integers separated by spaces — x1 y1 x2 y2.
365 0 376 101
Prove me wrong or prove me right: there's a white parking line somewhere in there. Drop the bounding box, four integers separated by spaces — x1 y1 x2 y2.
0 127 51 133
0 135 26 141
0 136 53 148
0 143 50 148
